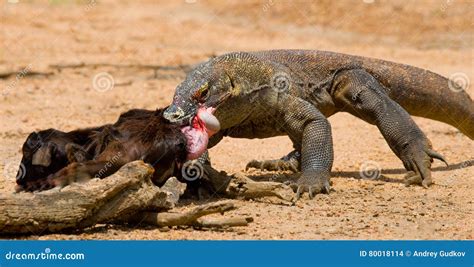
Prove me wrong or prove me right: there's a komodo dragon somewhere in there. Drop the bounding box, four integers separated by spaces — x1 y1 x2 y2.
163 50 474 200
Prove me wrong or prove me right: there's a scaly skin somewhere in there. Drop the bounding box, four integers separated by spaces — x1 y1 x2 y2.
164 50 474 200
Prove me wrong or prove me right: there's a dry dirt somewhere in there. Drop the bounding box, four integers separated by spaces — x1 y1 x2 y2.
0 0 472 240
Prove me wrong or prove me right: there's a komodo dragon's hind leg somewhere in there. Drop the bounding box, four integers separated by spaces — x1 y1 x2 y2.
331 69 447 187
246 149 300 173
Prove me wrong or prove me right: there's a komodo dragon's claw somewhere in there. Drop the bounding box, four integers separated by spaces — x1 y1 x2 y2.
402 140 448 188
426 149 449 166
287 170 331 202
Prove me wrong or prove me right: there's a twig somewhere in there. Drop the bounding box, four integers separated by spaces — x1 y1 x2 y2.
137 201 251 228
49 62 193 73
0 70 54 79
225 173 294 203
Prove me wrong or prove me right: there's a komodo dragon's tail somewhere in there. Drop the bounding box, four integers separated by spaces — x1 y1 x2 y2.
362 59 474 140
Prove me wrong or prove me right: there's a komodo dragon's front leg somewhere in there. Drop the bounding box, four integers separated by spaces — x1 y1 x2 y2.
213 91 333 199
268 93 334 199
331 69 446 186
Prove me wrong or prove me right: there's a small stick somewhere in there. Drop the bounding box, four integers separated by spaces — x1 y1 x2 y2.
226 173 294 203
138 201 247 228
196 217 253 228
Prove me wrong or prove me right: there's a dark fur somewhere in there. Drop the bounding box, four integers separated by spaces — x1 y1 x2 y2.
16 108 187 192
17 126 106 188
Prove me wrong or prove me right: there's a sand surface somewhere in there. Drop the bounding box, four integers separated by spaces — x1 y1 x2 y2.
0 0 472 239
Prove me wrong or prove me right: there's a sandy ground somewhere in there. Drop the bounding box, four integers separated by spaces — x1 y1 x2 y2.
0 0 472 240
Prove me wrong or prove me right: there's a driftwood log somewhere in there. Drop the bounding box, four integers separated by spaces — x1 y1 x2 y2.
0 161 295 235
0 161 186 235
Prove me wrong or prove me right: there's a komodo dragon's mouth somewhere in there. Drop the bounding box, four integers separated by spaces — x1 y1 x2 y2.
180 106 220 160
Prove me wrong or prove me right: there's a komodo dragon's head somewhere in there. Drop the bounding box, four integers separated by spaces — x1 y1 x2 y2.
164 52 275 130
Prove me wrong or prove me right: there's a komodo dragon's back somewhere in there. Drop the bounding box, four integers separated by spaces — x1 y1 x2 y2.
251 50 474 139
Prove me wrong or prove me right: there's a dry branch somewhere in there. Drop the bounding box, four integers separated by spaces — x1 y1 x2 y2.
0 62 193 81
225 173 294 203
49 62 193 73
0 161 292 235
196 216 253 228
0 161 185 235
137 201 252 228
201 164 294 203
0 69 54 79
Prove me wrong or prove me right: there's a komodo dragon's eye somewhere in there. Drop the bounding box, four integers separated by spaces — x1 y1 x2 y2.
192 82 209 102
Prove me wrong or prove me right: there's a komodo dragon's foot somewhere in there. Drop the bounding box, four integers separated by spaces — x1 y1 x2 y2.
246 150 300 173
400 139 448 188
286 169 331 201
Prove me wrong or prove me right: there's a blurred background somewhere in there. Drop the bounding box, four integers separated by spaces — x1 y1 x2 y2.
0 0 472 239
2 0 473 66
